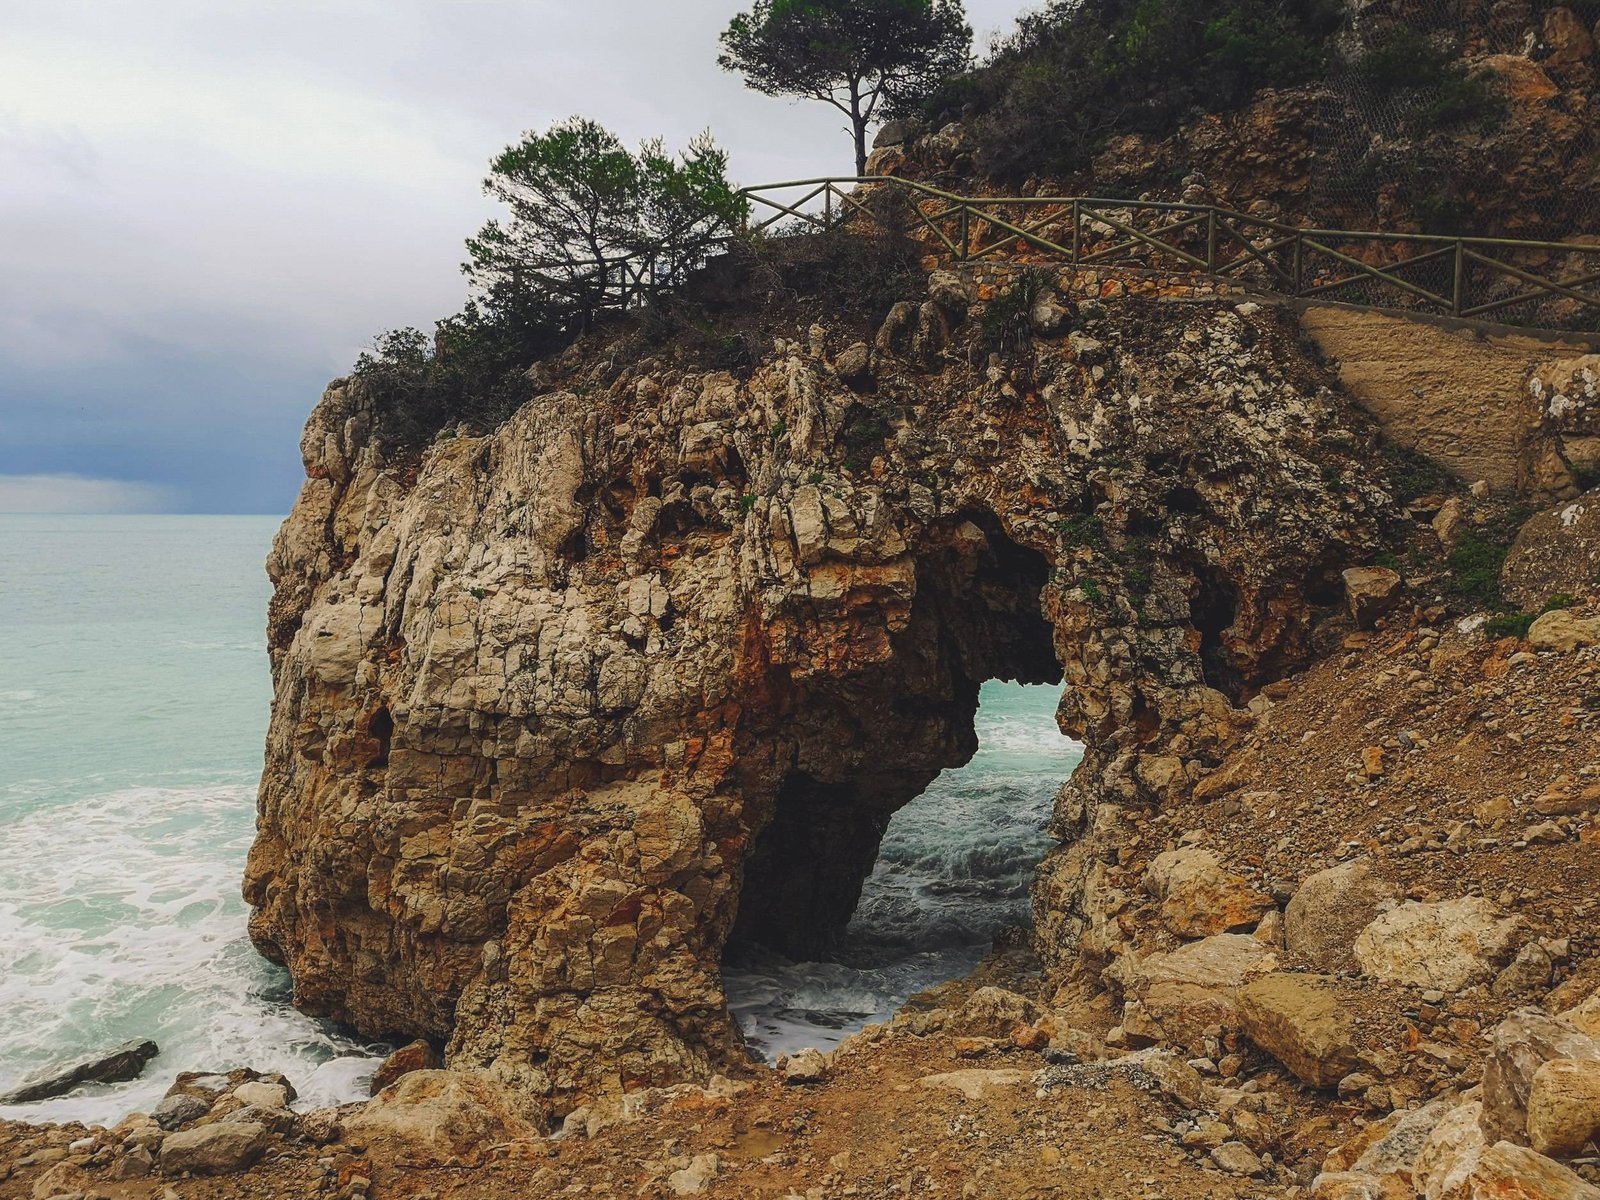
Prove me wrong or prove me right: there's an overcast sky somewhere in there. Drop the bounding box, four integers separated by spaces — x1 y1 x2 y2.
0 0 1028 514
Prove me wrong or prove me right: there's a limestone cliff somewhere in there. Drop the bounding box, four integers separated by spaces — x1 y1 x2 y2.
244 267 1397 1114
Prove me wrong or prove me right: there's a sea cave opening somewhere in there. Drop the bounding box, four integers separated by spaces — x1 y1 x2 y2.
721 515 1082 1058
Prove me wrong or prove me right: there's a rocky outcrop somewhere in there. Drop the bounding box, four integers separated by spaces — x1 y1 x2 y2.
245 269 1395 1113
0 1039 158 1104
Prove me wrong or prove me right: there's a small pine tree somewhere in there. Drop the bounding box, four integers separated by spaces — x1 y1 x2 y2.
719 0 972 176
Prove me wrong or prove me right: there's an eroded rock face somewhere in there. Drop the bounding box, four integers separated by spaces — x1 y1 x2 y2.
246 277 1393 1111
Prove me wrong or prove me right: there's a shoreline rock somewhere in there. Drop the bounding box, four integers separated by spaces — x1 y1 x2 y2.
0 1040 159 1105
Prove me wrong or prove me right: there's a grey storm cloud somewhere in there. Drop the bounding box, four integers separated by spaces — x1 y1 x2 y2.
0 0 1028 513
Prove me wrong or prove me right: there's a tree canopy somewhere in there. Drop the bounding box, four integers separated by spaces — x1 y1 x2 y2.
719 0 971 176
465 117 747 323
352 118 747 450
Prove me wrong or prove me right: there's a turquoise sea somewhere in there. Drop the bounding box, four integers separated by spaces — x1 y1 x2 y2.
0 516 378 1125
0 514 1078 1120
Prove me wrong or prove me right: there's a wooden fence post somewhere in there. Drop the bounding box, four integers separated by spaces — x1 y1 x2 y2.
1453 240 1466 317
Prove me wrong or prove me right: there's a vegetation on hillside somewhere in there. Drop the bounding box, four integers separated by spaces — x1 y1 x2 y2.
914 0 1346 181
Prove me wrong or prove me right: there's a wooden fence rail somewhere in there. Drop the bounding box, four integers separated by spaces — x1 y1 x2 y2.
549 176 1600 333
740 176 1600 331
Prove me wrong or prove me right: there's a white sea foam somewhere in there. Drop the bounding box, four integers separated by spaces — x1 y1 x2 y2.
0 784 379 1126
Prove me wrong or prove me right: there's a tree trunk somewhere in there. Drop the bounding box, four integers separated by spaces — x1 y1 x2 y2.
850 86 868 178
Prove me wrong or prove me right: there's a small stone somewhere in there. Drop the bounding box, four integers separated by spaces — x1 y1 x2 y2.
150 1093 209 1131
1529 610 1600 653
369 1040 442 1096
1343 568 1402 630
1210 1141 1264 1177
667 1153 720 1196
1338 1072 1379 1099
782 1048 828 1085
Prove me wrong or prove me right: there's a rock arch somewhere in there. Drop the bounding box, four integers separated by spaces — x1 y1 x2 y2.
246 286 1392 1116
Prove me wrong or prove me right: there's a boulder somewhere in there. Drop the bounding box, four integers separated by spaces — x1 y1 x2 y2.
781 1047 828 1085
369 1039 442 1096
0 1039 159 1104
231 1080 292 1110
667 1153 720 1196
1527 1059 1600 1159
1563 993 1600 1040
1285 859 1397 974
1353 898 1520 991
1529 610 1600 653
1351 1099 1456 1187
927 271 971 313
1495 943 1556 1000
1144 848 1274 939
158 1121 269 1176
1310 1171 1385 1199
833 342 872 386
1343 568 1402 629
1236 973 1364 1089
1434 1139 1600 1200
1504 498 1600 611
150 1092 209 1131
1482 1010 1600 1146
1114 933 1278 1055
1544 5 1596 65
345 1070 546 1166
1415 1101 1488 1198
952 987 1041 1039
1210 1141 1264 1177
917 1069 1028 1100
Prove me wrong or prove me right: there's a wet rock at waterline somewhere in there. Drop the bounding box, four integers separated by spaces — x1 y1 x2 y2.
245 277 1395 1113
0 1039 159 1104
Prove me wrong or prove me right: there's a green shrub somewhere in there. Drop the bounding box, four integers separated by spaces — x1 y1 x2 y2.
1353 28 1507 133
1483 611 1534 639
1443 506 1532 609
352 296 563 452
1482 594 1578 640
1056 513 1106 548
1446 530 1511 608
981 269 1053 354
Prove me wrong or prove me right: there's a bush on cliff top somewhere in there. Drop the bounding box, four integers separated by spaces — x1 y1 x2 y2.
353 294 563 451
351 119 747 451
913 0 1344 181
